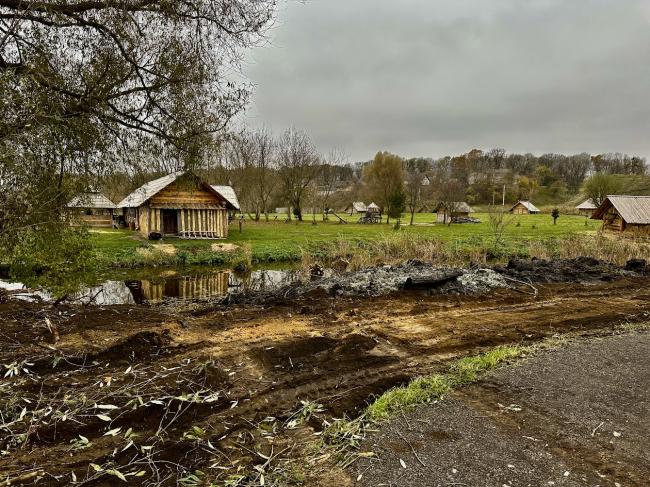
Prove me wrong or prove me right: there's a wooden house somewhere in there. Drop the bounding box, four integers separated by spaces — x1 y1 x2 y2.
211 185 240 218
345 202 367 215
509 200 540 214
434 202 474 223
117 171 237 239
591 195 650 234
367 202 381 214
67 191 116 228
576 199 598 217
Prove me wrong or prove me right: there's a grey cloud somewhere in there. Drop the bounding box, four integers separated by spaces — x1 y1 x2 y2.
241 0 650 160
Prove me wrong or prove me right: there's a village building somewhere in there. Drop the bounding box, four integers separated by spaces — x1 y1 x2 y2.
433 202 474 223
591 195 650 234
576 199 598 217
117 171 237 239
509 200 540 214
367 202 381 214
211 185 241 219
345 201 367 215
67 191 116 228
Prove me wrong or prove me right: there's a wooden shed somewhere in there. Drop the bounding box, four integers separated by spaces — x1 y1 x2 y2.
367 202 381 214
117 171 237 239
509 200 540 215
576 199 598 217
67 191 116 228
345 202 367 215
434 202 474 223
591 195 650 234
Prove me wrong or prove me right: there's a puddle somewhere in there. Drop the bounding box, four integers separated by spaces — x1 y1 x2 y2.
1 267 301 305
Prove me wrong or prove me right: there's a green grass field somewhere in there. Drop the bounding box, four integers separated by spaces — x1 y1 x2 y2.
92 211 601 268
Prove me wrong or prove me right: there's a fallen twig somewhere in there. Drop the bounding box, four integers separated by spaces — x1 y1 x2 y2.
502 276 538 297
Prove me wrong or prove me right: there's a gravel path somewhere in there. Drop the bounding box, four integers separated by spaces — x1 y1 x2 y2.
354 331 650 487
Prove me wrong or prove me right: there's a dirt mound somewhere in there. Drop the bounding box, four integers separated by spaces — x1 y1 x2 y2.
228 261 510 304
498 257 622 283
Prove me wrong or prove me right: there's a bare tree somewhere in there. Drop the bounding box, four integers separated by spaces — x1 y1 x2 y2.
436 178 466 225
251 129 277 221
318 148 347 220
405 164 425 225
488 206 515 249
277 128 321 221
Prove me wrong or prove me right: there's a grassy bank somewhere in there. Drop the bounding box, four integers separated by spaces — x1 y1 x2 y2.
89 212 650 272
93 212 606 269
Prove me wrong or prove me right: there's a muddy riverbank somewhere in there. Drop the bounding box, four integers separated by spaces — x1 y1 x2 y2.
1 258 650 485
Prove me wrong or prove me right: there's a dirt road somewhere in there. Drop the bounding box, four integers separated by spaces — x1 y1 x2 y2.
354 331 650 487
1 274 650 485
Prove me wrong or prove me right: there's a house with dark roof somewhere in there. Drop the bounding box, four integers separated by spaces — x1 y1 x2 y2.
67 191 116 228
117 171 237 239
591 196 650 234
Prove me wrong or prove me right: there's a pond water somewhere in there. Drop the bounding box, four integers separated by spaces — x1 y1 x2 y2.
0 266 302 305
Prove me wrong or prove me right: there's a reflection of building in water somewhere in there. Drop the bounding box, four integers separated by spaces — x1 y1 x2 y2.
127 273 230 303
228 270 299 293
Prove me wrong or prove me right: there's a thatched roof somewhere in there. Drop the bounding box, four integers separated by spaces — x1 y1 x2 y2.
211 185 240 211
576 199 597 210
510 200 540 213
68 192 116 209
591 196 650 224
367 202 380 210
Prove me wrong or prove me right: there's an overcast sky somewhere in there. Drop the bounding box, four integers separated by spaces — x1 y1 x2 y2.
241 0 650 162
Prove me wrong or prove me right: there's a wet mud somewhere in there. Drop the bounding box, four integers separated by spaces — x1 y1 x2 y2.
1 259 650 485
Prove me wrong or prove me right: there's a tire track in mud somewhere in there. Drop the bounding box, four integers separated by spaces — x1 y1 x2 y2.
2 277 650 485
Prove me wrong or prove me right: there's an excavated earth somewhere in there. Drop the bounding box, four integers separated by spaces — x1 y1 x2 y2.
1 258 650 485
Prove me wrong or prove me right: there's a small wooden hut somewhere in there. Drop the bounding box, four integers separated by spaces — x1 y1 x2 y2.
509 200 540 214
434 202 473 223
576 199 598 217
117 171 237 239
367 202 381 214
345 202 367 215
67 191 116 228
591 195 650 234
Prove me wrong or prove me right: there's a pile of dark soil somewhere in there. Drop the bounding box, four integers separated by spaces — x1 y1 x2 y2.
497 256 626 283
226 257 645 305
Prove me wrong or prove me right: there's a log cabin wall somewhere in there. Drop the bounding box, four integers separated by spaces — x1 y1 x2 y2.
626 224 650 235
132 181 229 239
512 203 528 214
603 207 624 232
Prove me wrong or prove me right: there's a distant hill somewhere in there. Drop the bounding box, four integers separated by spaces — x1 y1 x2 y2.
607 174 650 195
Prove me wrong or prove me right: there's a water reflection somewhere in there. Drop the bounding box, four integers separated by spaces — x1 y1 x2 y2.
1 268 301 305
117 269 298 304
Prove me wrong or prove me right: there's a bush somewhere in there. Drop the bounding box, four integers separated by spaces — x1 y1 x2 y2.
10 226 96 298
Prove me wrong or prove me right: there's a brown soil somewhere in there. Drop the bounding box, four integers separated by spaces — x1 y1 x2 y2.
1 276 650 485
353 331 650 487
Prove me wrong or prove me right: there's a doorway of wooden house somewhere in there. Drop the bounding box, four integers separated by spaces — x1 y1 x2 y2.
162 209 178 235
